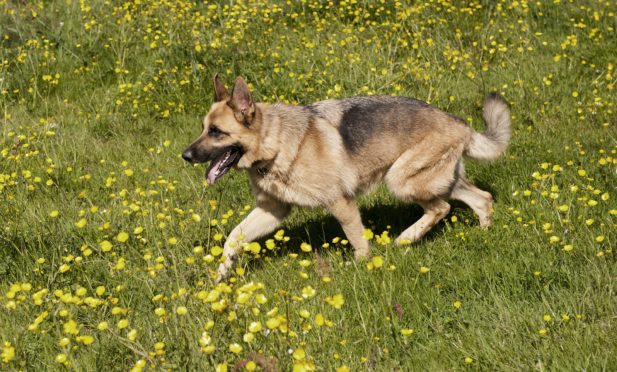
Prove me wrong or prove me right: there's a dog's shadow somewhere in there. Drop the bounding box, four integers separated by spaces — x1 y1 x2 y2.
284 202 424 249
237 181 497 273
244 200 455 266
267 180 495 252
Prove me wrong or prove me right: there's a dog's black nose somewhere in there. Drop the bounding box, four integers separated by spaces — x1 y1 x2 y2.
182 148 194 163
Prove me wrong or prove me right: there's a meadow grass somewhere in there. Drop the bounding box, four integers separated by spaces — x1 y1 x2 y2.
1 0 616 370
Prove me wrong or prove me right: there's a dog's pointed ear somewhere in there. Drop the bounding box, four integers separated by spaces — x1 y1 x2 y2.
213 73 229 102
230 77 255 125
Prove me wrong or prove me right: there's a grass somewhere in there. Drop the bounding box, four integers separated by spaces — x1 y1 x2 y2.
1 0 616 370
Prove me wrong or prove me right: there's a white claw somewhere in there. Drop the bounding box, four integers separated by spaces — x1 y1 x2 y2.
215 258 233 283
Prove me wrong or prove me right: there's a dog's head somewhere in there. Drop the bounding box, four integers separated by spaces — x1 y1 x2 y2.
182 75 260 185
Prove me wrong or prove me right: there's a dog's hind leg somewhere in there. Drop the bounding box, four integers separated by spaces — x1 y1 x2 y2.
216 197 291 282
449 177 493 228
328 197 370 259
394 198 451 245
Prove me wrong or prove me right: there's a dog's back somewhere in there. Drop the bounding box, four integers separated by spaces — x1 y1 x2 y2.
298 96 474 192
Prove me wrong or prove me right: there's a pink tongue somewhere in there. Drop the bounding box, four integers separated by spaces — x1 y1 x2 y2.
206 158 224 185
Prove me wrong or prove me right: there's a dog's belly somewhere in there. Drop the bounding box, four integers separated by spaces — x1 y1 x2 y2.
250 166 357 208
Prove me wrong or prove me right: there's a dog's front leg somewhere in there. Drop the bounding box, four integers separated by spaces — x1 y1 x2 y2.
328 197 370 260
216 198 291 282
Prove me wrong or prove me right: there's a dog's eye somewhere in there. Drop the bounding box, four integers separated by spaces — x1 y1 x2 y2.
208 125 222 138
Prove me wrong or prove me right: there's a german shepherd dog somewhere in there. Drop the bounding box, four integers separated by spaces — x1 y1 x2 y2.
183 75 511 282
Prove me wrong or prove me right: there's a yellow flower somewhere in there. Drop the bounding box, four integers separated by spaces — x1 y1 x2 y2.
116 231 129 242
301 286 316 298
211 246 223 256
300 242 312 252
464 357 473 364
117 319 129 329
325 294 344 309
228 343 242 354
400 328 414 336
76 335 94 345
75 218 87 228
266 317 281 329
55 354 67 363
248 321 262 333
236 293 250 305
58 263 70 273
419 266 430 274
96 286 105 296
99 240 112 252
176 306 188 315
97 321 109 331
557 204 569 212
371 256 384 269
362 228 374 240
243 332 254 343
293 360 315 372
1 342 15 363
63 319 79 335
292 348 306 360
132 359 146 372
265 239 276 250
274 229 285 241
154 307 166 317
246 242 261 254
49 210 59 218
538 328 548 336
113 257 126 270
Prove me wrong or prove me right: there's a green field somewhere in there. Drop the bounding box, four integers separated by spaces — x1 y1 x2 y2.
1 0 616 370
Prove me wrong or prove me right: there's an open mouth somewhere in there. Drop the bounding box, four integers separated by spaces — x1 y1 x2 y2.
205 146 243 185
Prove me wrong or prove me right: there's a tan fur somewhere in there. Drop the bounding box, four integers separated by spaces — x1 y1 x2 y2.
182 77 512 282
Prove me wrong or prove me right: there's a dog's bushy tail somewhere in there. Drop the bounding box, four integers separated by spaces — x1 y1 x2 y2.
466 93 512 161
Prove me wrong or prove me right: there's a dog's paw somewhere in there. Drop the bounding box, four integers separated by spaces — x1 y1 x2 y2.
215 262 231 283
479 218 492 229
